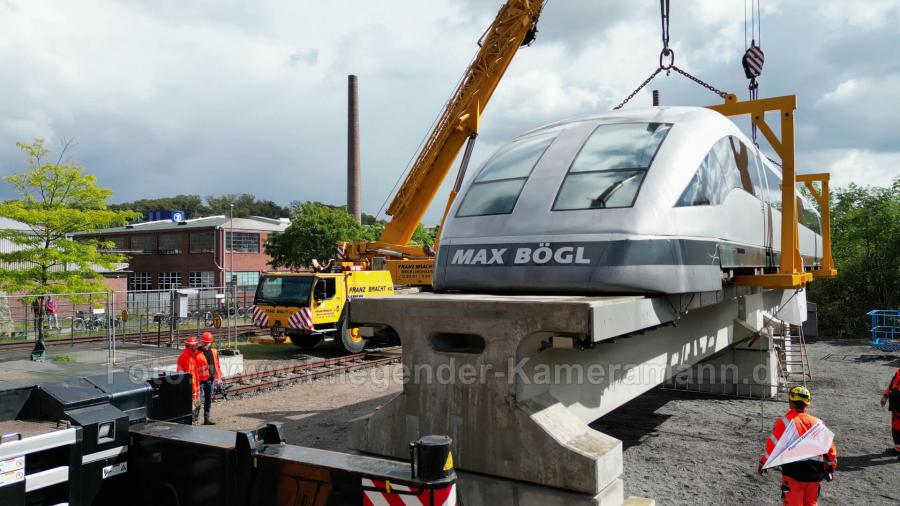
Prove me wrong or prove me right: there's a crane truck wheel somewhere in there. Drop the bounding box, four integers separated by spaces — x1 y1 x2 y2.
289 333 323 350
337 317 366 354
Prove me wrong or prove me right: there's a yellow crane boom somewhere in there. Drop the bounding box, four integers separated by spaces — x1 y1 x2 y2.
345 0 545 284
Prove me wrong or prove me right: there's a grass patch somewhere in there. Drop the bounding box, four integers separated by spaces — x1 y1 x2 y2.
51 354 76 363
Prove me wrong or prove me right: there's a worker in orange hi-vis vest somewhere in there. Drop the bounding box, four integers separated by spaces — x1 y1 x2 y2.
176 336 203 424
758 386 838 506
881 367 900 453
197 332 222 425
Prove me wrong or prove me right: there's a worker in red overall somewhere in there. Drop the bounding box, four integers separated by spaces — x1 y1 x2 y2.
881 367 900 453
176 336 206 424
197 332 222 425
758 386 837 506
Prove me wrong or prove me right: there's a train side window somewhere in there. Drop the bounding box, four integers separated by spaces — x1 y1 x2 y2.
798 196 822 233
762 164 783 210
552 122 671 210
730 137 759 197
808 210 822 234
676 136 749 206
456 131 558 217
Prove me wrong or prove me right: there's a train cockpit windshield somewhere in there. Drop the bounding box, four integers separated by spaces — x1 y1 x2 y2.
552 122 670 210
455 122 672 218
254 275 313 307
456 130 558 217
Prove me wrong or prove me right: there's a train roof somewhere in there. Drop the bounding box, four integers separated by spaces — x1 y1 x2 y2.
518 106 737 140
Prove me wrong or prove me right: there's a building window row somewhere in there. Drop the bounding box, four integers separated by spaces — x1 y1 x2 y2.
190 231 215 253
158 272 182 290
97 231 263 255
128 272 152 291
225 271 260 287
129 271 222 290
226 232 260 253
189 271 215 288
158 234 182 255
131 235 154 255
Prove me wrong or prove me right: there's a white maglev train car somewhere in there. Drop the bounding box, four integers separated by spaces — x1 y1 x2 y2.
433 106 824 294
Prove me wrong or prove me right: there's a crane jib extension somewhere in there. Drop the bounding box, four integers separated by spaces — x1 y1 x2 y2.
348 0 545 264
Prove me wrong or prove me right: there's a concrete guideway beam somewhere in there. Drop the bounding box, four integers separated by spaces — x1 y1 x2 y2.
350 289 781 500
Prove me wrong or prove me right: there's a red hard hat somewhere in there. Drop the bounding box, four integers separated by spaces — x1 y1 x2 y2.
184 337 198 346
201 332 214 344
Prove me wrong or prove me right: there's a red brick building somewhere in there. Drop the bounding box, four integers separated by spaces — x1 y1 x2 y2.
1 217 128 293
77 216 290 291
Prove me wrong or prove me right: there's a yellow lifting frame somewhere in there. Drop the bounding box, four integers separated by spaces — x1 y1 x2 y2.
707 94 836 289
796 173 838 279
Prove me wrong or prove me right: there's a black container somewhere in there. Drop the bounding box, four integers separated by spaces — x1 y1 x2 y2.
411 435 453 481
146 372 193 424
68 403 130 506
26 378 107 420
85 372 152 422
124 422 251 506
65 403 129 455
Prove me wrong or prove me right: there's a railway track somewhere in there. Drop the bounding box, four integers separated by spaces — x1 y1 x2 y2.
219 346 402 397
0 325 265 352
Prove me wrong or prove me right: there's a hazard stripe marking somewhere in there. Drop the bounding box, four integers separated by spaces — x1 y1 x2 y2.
361 478 457 506
250 306 269 327
287 307 313 330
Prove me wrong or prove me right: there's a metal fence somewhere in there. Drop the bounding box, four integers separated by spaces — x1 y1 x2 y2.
0 291 114 342
0 286 258 367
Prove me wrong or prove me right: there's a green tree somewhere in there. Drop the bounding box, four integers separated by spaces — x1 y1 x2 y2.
410 223 435 248
206 193 289 218
357 220 435 248
807 178 900 338
265 202 368 269
110 194 208 219
0 139 138 359
361 212 378 226
111 193 290 220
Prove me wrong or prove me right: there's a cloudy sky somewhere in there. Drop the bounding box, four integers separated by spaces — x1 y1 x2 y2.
1 0 898 224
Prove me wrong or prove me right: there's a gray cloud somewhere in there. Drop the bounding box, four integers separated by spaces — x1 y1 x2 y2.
288 49 319 66
1 0 897 226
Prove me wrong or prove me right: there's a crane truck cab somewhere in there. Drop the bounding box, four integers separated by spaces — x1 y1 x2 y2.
251 270 394 354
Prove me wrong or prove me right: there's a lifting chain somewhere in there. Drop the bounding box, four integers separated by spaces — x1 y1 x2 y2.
613 0 727 110
613 68 663 110
670 65 729 98
614 65 728 110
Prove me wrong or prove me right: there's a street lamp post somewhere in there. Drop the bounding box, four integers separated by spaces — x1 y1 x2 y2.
229 204 234 346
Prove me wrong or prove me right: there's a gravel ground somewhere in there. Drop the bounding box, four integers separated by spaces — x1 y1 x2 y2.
212 340 899 505
214 361 402 451
595 339 900 505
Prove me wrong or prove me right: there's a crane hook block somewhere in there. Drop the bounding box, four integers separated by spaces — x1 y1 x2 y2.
742 43 764 79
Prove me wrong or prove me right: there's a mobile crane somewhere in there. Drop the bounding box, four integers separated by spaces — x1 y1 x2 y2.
251 1 545 353
341 0 546 285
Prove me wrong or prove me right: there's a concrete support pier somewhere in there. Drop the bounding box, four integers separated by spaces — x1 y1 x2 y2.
350 289 782 504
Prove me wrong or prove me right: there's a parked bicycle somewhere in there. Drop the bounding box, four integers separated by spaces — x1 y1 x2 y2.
70 311 119 332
